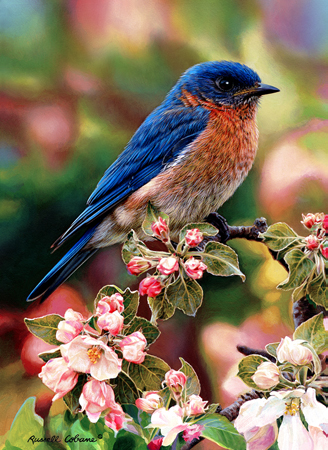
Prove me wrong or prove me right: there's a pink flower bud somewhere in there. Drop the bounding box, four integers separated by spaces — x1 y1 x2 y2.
151 217 169 242
147 437 163 450
96 293 124 315
314 212 324 223
305 235 320 250
185 229 203 247
320 243 328 259
182 424 204 443
164 369 187 394
104 403 126 432
277 336 313 366
97 311 124 335
323 215 328 232
184 257 207 280
56 308 84 343
139 277 162 297
301 213 316 229
251 361 280 390
157 257 179 276
135 391 163 413
39 357 78 401
127 256 153 276
120 331 147 364
185 395 207 415
79 379 116 423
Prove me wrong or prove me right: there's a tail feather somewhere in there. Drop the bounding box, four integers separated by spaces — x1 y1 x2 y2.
27 227 97 302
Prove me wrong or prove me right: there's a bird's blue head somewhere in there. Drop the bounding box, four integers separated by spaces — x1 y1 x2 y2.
166 61 279 107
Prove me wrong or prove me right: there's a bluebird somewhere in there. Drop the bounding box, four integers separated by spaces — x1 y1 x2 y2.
27 61 279 302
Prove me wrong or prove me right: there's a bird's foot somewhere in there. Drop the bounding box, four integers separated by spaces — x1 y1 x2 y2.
206 212 231 243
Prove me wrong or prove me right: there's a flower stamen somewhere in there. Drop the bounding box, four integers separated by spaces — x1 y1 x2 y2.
284 400 299 416
87 347 102 364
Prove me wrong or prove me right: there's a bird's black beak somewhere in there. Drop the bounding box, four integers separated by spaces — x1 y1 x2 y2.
252 83 280 96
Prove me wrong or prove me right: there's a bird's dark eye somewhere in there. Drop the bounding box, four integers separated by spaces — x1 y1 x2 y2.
216 77 234 92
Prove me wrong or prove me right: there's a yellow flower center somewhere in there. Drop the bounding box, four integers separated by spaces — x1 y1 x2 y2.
284 400 300 416
87 347 102 364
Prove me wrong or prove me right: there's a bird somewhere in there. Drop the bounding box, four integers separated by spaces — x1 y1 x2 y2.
27 60 279 302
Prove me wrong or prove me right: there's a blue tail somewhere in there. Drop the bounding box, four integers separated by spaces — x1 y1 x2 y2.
27 227 98 302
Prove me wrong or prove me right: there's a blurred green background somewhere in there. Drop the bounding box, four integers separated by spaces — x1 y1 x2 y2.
1 0 328 445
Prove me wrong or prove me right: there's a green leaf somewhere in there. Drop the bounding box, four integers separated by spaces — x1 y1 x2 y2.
95 284 124 304
165 276 203 316
24 314 64 345
179 357 200 398
293 313 328 354
38 348 62 363
124 316 160 346
179 222 218 242
63 374 87 414
112 371 140 404
142 202 169 237
113 429 148 450
278 249 315 290
5 398 50 450
307 273 328 308
292 281 308 302
124 355 170 391
237 355 271 389
196 413 246 450
121 231 149 264
148 292 176 324
262 223 300 251
207 403 221 414
201 242 245 281
122 288 140 325
265 343 279 359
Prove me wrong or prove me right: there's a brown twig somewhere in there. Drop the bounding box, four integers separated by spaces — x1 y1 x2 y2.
237 344 275 362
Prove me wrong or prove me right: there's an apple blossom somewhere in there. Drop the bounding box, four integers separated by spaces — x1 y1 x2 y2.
56 308 84 343
251 361 280 390
119 331 147 364
182 424 204 443
157 257 179 276
127 257 154 276
277 336 313 366
39 357 78 401
234 388 328 450
150 405 188 446
104 403 126 433
97 311 124 335
60 335 122 381
147 437 163 450
185 395 207 416
135 391 163 413
165 369 187 394
305 235 320 250
79 379 116 422
301 213 316 229
151 217 169 242
320 243 328 259
185 229 203 247
96 293 124 315
323 214 328 232
184 257 207 280
139 277 162 298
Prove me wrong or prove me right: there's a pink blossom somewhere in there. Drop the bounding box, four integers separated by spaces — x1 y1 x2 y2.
185 395 207 416
251 361 280 390
323 215 328 232
127 256 154 276
60 335 122 381
184 257 207 279
151 217 169 242
120 331 147 364
147 437 163 450
139 277 162 298
96 293 124 315
104 403 126 433
305 235 320 250
97 311 124 336
320 244 328 259
165 369 187 394
277 336 313 366
135 391 162 413
185 229 203 247
79 379 116 423
301 213 316 229
182 424 204 443
39 357 78 401
150 406 187 446
157 257 179 276
56 308 84 343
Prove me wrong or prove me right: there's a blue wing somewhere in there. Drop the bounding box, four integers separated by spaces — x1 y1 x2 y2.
53 105 210 248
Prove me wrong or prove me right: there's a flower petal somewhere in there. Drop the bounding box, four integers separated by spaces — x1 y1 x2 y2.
163 424 189 446
301 388 328 430
309 426 328 450
245 422 278 450
278 414 313 450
